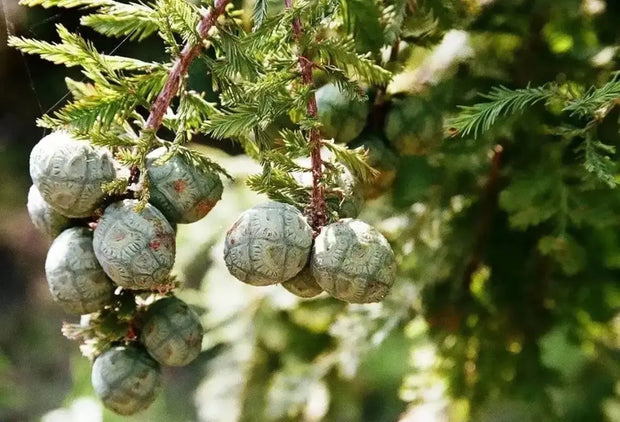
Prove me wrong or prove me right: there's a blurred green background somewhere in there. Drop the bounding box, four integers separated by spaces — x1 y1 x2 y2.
1 0 619 421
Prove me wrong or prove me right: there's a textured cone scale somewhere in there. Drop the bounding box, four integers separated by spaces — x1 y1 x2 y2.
332 166 364 219
91 346 162 415
29 131 115 218
45 227 114 314
281 266 323 298
93 200 176 290
224 202 313 286
311 219 396 303
146 147 223 224
316 83 369 144
27 185 71 238
141 296 204 366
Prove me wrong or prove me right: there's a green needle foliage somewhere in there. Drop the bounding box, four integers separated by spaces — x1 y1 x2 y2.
450 84 555 138
11 0 385 208
450 79 618 187
6 0 620 421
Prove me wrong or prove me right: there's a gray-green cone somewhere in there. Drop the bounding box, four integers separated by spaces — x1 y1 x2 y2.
281 266 323 298
316 83 369 144
146 148 223 224
29 131 115 218
311 219 396 303
224 202 313 286
141 296 204 366
349 134 398 199
91 346 162 415
384 96 443 155
332 165 364 219
93 200 176 290
27 185 71 238
45 227 114 314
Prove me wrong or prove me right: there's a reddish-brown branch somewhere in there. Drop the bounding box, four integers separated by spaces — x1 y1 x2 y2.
145 0 231 132
123 0 229 194
461 144 504 290
125 320 137 341
285 0 327 231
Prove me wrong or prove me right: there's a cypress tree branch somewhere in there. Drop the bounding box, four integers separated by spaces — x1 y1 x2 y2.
126 0 230 197
284 0 327 232
144 0 230 132
461 144 504 294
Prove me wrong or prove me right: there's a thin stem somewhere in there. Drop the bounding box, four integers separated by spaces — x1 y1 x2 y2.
284 0 327 232
145 0 231 132
460 144 504 293
125 0 230 192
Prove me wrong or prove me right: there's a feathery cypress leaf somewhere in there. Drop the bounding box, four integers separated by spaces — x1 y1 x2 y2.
253 0 268 28
450 84 554 138
81 2 158 41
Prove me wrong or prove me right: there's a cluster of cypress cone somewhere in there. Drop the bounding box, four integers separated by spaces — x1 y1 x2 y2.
28 132 222 414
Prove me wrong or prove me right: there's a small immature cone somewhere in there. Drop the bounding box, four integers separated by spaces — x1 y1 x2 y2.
224 202 313 286
384 96 444 155
45 227 115 314
294 164 364 220
316 83 370 144
141 297 204 366
27 185 71 238
91 346 162 415
29 131 116 218
93 200 176 290
311 219 396 303
332 165 364 219
281 265 323 298
348 134 398 200
146 147 223 224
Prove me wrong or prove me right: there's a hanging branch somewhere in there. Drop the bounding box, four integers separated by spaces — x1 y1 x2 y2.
126 0 231 193
461 144 504 293
145 0 231 132
284 0 327 232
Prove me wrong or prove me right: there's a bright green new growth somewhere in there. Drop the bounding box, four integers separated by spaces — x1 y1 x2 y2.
141 296 204 367
9 0 386 211
10 0 620 419
449 80 619 187
450 84 554 139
